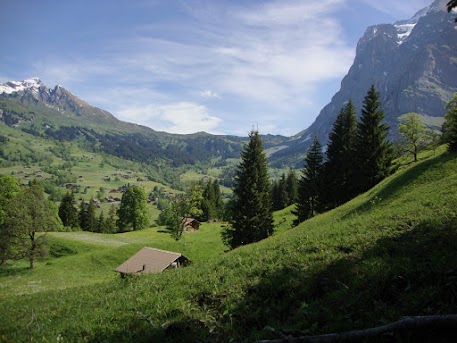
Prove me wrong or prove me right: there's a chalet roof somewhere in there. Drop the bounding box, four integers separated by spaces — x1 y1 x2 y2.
115 247 189 274
181 217 200 226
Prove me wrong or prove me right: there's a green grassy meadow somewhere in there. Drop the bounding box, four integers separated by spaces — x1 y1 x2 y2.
1 150 457 342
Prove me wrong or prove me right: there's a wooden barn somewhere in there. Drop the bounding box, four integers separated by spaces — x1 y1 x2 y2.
181 217 201 232
115 247 190 277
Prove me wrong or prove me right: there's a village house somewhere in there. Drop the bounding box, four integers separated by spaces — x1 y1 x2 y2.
115 247 190 277
181 218 201 232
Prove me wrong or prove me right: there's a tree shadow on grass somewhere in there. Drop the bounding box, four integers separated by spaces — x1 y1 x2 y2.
86 314 212 343
227 217 457 342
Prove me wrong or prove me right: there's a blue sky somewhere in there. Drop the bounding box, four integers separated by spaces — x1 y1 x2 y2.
0 0 431 136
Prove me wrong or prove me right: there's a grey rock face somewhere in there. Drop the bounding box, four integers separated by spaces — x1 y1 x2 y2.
271 0 457 166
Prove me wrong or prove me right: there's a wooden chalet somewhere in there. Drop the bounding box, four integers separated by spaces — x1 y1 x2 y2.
115 247 190 277
181 217 201 232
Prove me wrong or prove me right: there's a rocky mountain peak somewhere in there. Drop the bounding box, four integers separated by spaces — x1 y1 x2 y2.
270 0 457 167
0 78 46 95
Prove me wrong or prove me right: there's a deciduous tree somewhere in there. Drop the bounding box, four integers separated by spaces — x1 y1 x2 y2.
117 185 150 232
442 94 457 153
3 183 60 269
398 112 431 162
0 175 20 265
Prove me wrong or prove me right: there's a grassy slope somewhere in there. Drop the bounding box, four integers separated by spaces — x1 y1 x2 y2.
1 151 457 342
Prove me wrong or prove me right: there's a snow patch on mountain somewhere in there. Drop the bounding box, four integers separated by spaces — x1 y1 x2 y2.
394 0 447 44
0 78 45 95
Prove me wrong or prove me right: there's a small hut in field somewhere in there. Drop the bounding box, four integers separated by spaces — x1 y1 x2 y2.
181 217 201 232
115 247 190 277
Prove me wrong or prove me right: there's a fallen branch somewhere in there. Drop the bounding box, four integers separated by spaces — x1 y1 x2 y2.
259 314 457 343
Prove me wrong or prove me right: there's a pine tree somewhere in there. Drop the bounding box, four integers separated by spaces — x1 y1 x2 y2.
271 179 282 211
105 205 117 233
286 169 298 206
78 199 88 230
323 100 357 208
86 199 98 232
293 136 324 225
58 192 79 229
223 130 274 248
354 85 393 194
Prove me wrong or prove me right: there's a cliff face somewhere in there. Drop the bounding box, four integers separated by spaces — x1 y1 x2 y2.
271 0 457 166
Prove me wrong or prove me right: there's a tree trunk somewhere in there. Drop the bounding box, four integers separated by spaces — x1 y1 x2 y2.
29 233 36 269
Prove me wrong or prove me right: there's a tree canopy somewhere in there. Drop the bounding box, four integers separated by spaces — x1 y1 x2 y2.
398 112 431 162
442 94 457 153
2 183 60 269
117 185 150 232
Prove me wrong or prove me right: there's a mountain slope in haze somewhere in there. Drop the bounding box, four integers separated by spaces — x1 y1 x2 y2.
270 0 457 167
0 79 292 176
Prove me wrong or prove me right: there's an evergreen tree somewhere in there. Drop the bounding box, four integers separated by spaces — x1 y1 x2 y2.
323 100 357 208
58 192 79 229
271 179 282 211
279 173 290 208
105 205 117 233
286 169 298 205
442 94 457 153
97 211 106 233
354 85 393 194
223 130 274 248
117 185 150 232
78 198 88 230
293 136 324 225
85 199 98 232
202 179 224 221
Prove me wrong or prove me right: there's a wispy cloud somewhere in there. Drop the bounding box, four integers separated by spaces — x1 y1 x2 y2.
117 102 222 134
30 0 356 135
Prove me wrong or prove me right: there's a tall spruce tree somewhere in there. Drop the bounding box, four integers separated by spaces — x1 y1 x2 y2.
223 130 274 248
286 169 298 205
355 85 393 193
323 100 357 208
293 136 324 225
58 192 79 229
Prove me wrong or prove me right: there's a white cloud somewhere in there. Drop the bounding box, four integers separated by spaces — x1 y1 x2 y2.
200 89 220 98
27 0 358 135
117 102 222 134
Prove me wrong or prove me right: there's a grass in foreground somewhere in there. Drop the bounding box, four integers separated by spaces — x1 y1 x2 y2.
1 152 457 342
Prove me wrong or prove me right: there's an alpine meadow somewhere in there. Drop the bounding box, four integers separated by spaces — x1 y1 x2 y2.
1 0 457 342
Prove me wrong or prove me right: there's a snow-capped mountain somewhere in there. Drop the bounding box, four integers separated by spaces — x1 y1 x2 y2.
0 78 45 95
270 0 457 166
0 78 118 123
